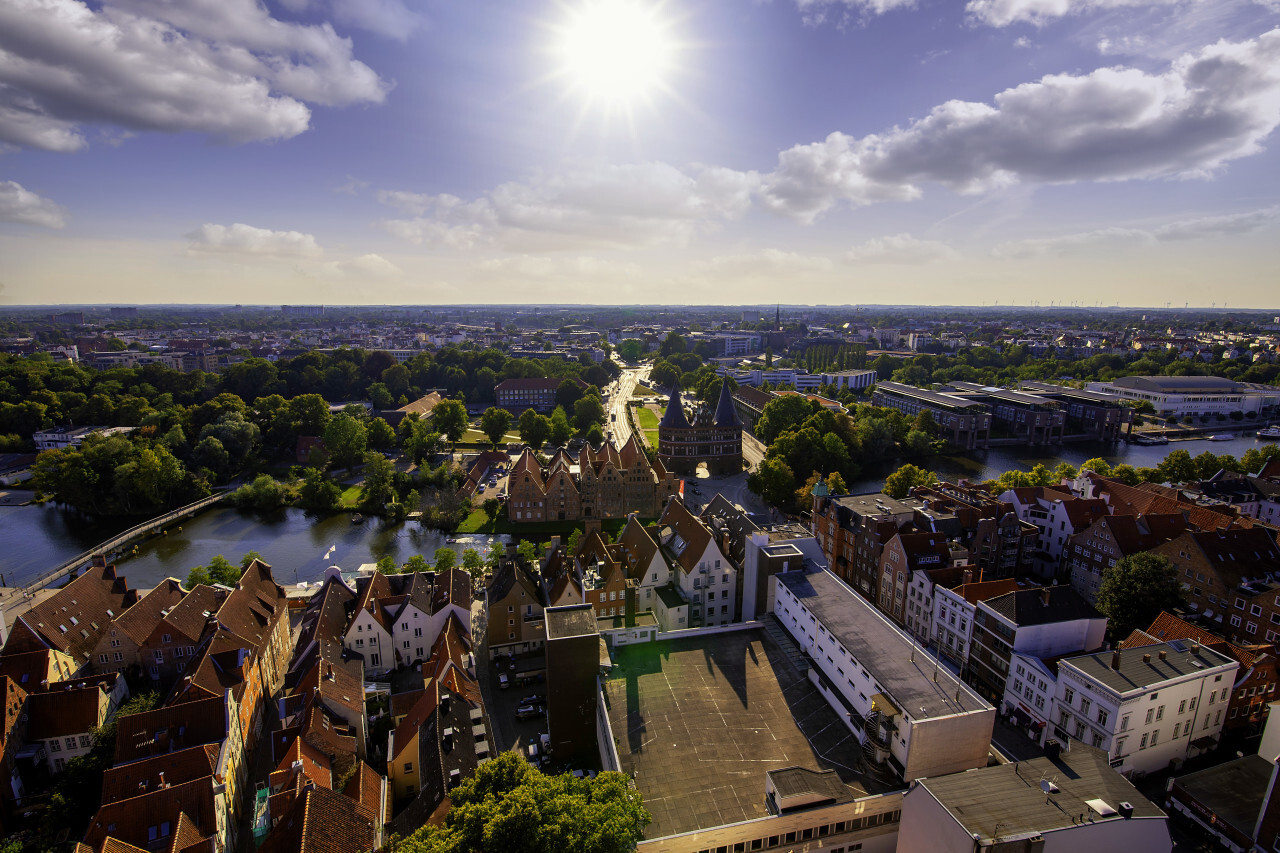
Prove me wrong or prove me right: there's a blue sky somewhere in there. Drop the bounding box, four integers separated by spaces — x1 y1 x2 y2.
1 0 1278 307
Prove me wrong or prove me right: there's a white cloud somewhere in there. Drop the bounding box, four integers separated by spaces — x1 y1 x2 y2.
334 176 369 195
186 223 323 257
792 0 918 26
846 233 960 263
475 255 642 280
692 249 834 276
0 180 67 228
377 162 760 252
758 28 1280 220
0 0 389 152
278 0 424 40
992 207 1278 256
966 0 1179 28
336 253 401 277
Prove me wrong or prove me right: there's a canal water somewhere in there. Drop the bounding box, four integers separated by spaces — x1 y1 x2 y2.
0 503 507 591
2 432 1274 591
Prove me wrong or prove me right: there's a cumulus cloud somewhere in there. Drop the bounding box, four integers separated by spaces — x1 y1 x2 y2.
186 223 323 257
966 0 1179 28
0 180 67 228
846 233 960 263
336 253 401 277
758 28 1280 220
0 0 389 152
992 207 1278 256
475 255 642 280
377 162 761 252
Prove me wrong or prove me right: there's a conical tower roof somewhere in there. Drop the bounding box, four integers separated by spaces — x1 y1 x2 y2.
712 378 741 428
659 385 690 429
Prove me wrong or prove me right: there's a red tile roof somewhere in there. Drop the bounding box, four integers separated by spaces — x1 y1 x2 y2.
257 786 378 853
26 681 106 739
6 564 137 664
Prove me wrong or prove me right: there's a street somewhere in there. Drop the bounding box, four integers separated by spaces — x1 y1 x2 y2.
608 365 647 446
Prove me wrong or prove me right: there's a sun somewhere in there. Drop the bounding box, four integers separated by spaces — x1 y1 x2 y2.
553 0 678 111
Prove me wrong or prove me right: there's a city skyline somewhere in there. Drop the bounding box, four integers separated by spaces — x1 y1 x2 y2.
1 0 1279 307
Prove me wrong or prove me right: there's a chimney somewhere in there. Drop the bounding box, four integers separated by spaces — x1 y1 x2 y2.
1158 650 1167 661
1111 648 1122 671
624 579 638 629
158 771 167 789
1142 654 1151 664
1191 642 1201 655
962 568 973 586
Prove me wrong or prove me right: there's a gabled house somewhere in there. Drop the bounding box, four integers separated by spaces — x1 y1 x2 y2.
93 579 187 679
0 648 78 689
257 785 379 853
136 585 228 686
877 531 954 632
656 498 736 627
485 558 546 658
27 672 128 773
1 675 30 830
3 561 138 673
1000 486 1109 579
1066 512 1188 604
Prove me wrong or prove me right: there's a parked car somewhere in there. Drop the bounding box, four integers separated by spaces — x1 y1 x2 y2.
498 673 509 689
515 704 543 720
519 694 545 706
540 733 551 752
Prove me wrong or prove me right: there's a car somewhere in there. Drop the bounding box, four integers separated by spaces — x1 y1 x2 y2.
477 484 486 493
540 733 551 751
519 694 545 706
498 673 509 689
515 704 543 720
527 742 540 760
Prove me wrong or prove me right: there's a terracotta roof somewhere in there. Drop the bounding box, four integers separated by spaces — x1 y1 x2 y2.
160 585 227 643
389 687 438 764
432 568 472 615
954 578 1022 604
7 564 137 664
391 688 426 720
342 761 385 823
657 498 714 574
270 733 333 791
113 696 228 764
0 649 74 688
257 786 378 853
86 778 219 851
215 559 287 648
112 580 187 646
2 675 28 753
100 744 221 805
26 680 107 739
1125 611 1267 670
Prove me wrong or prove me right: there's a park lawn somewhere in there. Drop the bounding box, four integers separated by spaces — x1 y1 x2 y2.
457 508 497 534
635 407 660 447
632 384 658 396
338 485 363 509
461 429 521 445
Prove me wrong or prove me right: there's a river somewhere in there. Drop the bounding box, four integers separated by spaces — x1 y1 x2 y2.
0 503 507 591
2 432 1274 591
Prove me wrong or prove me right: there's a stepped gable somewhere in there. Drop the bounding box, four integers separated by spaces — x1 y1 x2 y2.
510 446 545 491
659 384 691 429
712 378 741 428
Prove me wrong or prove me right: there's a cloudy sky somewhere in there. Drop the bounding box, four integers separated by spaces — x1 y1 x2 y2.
1 0 1278 307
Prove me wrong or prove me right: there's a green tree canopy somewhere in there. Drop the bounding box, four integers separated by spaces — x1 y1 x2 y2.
549 406 573 446
397 750 649 853
433 398 469 445
323 412 368 470
1096 552 1187 642
884 463 937 499
573 395 605 432
480 407 513 448
519 408 552 450
747 456 797 508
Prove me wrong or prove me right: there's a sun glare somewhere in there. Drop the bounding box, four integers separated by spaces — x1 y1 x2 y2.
554 0 676 110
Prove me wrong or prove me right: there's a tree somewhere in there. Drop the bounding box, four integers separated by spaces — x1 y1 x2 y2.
461 548 484 584
556 379 585 409
299 467 341 512
480 407 513 448
433 398 469 446
519 408 552 450
748 456 796 508
617 339 645 362
1156 449 1198 484
189 554 240 588
403 419 442 466
376 555 399 574
402 555 430 573
1079 457 1112 476
884 463 937 499
367 417 397 450
1095 552 1187 641
483 497 500 520
825 471 847 494
397 750 649 853
361 451 396 509
754 394 814 445
573 395 605 432
434 547 458 571
549 406 572 446
324 412 368 471
241 550 264 569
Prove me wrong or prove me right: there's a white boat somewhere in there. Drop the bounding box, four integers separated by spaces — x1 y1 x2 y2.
1207 434 1234 442
1258 425 1280 439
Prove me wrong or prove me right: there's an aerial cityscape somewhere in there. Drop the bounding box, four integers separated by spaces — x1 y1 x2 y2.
4 0 1280 851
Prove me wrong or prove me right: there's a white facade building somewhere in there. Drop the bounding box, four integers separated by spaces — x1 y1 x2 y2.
1052 641 1237 777
773 567 995 782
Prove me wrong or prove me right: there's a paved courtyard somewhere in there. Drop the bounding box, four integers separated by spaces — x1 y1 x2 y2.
602 629 882 840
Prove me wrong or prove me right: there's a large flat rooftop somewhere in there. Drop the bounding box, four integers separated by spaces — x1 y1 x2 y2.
602 630 884 840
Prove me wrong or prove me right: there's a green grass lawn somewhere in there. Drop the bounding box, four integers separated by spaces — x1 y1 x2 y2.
338 485 363 509
461 428 521 445
636 407 660 448
457 508 497 533
454 509 657 540
632 384 658 396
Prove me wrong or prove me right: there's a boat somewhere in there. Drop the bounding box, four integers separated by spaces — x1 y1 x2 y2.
351 513 365 524
1258 425 1280 439
1130 434 1169 446
1207 434 1234 442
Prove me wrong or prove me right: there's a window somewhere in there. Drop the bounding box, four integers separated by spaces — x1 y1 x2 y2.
153 650 163 662
371 654 380 667
1064 687 1075 705
49 740 60 752
65 737 76 750
1145 708 1154 724
1172 723 1181 738
1178 700 1186 715
1120 713 1130 731
1080 698 1091 716
162 633 172 643
1156 705 1165 721
114 652 123 662
355 639 364 647
98 654 108 664
1115 736 1127 756
1097 709 1109 727
1189 697 1197 711
404 762 413 772
1139 733 1149 749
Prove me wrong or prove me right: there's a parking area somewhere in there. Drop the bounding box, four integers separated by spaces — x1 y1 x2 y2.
602 629 884 839
483 650 557 766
